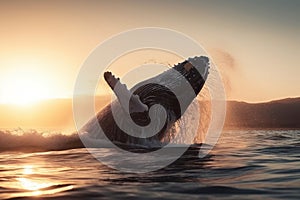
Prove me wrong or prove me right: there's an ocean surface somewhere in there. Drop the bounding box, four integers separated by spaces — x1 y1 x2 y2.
0 129 300 199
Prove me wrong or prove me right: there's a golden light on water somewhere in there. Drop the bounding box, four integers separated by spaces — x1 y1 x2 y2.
23 165 33 175
16 165 54 196
17 177 51 191
2 164 74 198
16 176 73 197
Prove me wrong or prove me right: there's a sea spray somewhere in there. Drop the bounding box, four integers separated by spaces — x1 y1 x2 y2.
0 129 83 152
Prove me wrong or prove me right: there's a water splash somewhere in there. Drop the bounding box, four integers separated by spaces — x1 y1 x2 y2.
0 129 83 152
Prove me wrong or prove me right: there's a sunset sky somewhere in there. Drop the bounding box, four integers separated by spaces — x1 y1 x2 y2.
1 3 299 198
0 0 299 106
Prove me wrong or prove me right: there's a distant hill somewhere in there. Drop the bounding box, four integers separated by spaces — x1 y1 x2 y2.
224 98 300 129
0 96 299 130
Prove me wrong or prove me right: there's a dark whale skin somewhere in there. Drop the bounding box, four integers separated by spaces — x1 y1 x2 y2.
92 56 210 145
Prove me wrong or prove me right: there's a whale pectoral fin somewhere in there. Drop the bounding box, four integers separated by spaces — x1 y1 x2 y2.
104 71 119 90
104 71 148 113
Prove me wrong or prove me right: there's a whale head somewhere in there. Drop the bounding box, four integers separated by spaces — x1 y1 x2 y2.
173 56 209 95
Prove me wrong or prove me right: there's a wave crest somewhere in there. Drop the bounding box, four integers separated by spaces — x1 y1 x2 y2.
0 129 83 152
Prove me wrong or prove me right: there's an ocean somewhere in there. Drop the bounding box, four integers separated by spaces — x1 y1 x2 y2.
0 129 300 199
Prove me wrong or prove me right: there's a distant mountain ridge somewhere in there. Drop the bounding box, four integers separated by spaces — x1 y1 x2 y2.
225 97 300 129
0 96 299 129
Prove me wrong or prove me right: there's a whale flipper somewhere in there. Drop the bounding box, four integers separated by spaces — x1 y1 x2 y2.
104 72 148 114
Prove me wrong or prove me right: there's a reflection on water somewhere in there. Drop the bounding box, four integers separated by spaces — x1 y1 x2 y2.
14 165 58 195
16 176 73 197
17 177 51 191
23 165 33 175
15 163 74 197
0 153 74 199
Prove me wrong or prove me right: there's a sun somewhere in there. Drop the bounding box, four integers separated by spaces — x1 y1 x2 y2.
1 76 47 105
0 67 51 105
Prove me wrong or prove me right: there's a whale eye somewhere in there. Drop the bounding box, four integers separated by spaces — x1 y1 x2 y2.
183 62 193 72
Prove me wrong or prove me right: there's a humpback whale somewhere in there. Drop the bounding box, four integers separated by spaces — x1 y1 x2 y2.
81 56 210 146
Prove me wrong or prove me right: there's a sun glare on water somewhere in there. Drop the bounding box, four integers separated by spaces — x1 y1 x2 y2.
12 165 73 197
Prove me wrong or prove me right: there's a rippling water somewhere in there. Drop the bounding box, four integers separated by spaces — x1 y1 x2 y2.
1 129 300 199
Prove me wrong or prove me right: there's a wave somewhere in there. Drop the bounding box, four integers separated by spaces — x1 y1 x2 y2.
0 127 206 153
0 129 83 152
0 98 210 153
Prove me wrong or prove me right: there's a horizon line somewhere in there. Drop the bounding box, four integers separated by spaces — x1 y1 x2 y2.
0 95 299 106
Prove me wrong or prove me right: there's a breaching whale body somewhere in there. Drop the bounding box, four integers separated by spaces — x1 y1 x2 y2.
81 56 210 147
